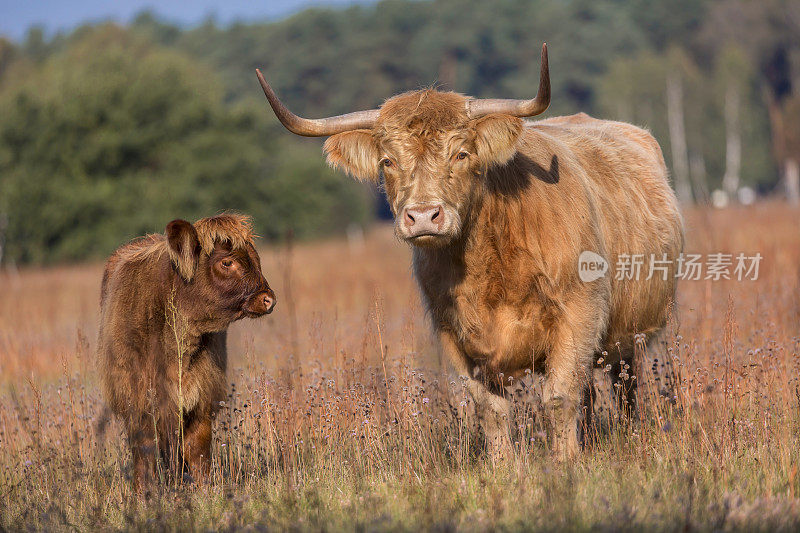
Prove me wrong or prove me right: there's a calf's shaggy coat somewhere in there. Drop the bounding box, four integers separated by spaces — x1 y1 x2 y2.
98 214 275 487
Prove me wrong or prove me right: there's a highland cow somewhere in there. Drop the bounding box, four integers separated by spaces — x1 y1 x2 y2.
255 44 683 459
98 214 275 488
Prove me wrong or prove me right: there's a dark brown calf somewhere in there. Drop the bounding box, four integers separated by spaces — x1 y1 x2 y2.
98 214 275 489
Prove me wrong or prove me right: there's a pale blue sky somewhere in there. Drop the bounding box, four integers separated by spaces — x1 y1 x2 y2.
0 0 369 41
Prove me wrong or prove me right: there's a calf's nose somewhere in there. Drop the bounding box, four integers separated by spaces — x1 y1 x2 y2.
402 204 444 236
247 289 276 316
262 291 276 313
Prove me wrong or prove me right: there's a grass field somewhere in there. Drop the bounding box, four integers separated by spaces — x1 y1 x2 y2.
1 202 800 531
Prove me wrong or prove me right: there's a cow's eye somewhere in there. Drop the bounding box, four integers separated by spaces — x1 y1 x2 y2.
456 151 469 161
381 158 394 168
221 258 234 268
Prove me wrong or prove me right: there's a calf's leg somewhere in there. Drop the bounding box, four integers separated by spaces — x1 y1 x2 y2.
128 416 159 493
184 411 213 484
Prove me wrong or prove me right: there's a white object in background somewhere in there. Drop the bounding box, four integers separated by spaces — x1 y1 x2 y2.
711 189 729 209
738 186 756 205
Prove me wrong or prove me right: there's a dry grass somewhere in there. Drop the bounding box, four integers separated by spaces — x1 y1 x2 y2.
1 202 799 531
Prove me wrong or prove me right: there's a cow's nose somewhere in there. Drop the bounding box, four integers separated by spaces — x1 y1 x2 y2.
402 204 444 236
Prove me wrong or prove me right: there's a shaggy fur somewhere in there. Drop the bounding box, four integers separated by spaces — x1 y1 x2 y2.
98 214 275 489
322 91 683 458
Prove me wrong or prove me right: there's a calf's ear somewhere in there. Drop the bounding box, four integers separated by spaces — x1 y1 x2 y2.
323 130 380 183
473 114 523 168
166 219 201 282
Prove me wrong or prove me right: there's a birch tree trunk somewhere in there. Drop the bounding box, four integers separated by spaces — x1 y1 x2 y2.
721 84 742 199
786 158 800 206
764 93 797 205
690 152 709 204
0 213 6 267
666 74 693 204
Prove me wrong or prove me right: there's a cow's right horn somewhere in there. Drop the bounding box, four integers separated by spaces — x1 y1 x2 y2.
256 69 379 137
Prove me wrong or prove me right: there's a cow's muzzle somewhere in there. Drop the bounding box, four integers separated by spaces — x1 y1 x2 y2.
402 204 444 238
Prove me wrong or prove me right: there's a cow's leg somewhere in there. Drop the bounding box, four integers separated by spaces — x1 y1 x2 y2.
439 331 512 459
543 304 602 460
467 375 512 458
541 375 584 460
184 410 213 484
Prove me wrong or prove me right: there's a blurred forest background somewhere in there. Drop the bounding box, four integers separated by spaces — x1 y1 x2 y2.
1 0 799 264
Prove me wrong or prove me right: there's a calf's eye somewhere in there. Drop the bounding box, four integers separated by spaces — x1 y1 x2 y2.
221 259 234 268
456 151 469 160
381 158 393 168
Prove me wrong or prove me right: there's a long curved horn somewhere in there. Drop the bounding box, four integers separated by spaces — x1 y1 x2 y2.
256 69 379 136
467 43 550 119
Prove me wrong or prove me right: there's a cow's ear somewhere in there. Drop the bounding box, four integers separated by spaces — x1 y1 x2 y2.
324 130 380 183
166 219 200 282
473 114 524 168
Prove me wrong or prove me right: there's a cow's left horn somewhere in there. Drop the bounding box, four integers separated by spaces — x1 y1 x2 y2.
467 43 550 119
256 69 379 137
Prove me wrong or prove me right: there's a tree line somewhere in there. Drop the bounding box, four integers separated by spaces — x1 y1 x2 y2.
0 0 798 264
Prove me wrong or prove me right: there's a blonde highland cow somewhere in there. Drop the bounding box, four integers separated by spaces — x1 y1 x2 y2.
256 44 683 458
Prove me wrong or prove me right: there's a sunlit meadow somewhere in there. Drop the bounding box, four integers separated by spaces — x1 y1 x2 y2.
1 202 799 531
